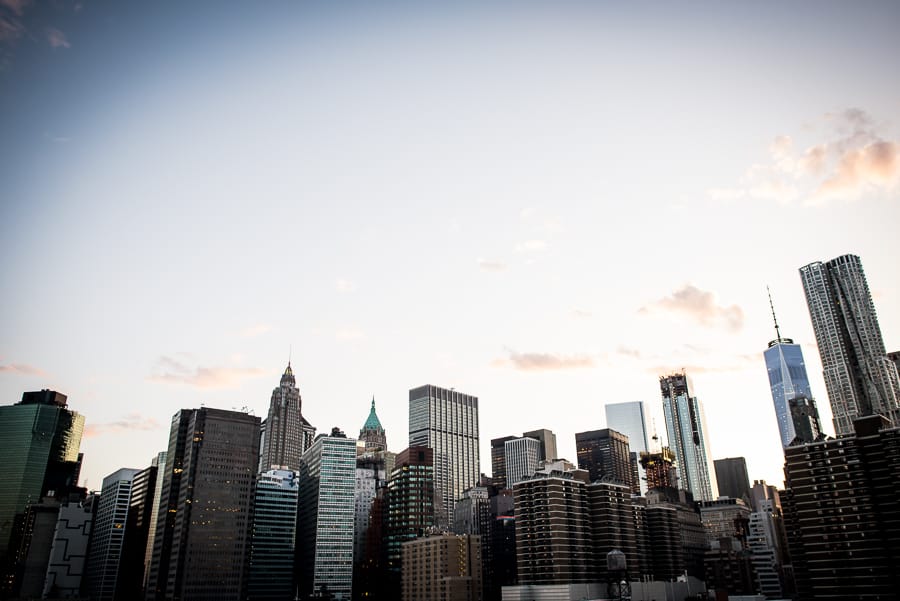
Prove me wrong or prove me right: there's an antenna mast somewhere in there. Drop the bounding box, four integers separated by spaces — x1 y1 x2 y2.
767 285 783 342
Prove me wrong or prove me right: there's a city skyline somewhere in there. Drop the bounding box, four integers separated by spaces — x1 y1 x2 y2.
2 1 900 494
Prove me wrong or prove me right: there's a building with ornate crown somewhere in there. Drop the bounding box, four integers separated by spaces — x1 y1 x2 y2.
359 397 387 452
259 363 315 473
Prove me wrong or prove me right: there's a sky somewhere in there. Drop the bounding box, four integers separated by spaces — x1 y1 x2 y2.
1 0 899 492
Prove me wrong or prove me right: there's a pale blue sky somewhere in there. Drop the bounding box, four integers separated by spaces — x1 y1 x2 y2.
2 0 899 490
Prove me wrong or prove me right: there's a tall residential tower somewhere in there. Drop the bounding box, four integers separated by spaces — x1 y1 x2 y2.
660 374 717 502
800 254 900 435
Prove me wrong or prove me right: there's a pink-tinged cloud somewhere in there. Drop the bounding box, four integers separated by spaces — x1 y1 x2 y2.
242 323 272 337
0 0 30 17
640 285 744 332
83 413 160 438
493 350 595 371
46 27 69 48
0 14 25 45
0 363 48 376
148 355 266 389
815 140 900 199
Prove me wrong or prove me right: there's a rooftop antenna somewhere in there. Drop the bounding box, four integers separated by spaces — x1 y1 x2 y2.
288 344 292 366
767 285 783 342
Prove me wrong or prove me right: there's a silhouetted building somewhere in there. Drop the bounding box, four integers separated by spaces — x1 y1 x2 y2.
660 374 718 501
800 254 900 434
644 488 706 581
782 414 900 599
521 429 557 463
788 395 824 445
639 447 678 490
574 429 634 490
145 408 259 601
42 494 96 598
713 457 751 504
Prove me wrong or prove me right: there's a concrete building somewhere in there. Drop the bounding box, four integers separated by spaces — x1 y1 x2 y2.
513 460 594 585
574 428 634 490
87 468 140 601
248 469 298 601
141 452 166 592
521 429 557 463
660 374 718 501
699 497 751 545
402 533 482 601
713 457 751 503
145 408 260 601
260 363 315 473
359 397 387 452
639 447 678 490
605 401 650 494
782 414 900 599
800 254 900 434
297 428 357 601
42 494 96 598
409 385 480 526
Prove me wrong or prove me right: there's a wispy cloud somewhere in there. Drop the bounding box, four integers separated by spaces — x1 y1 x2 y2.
242 323 272 337
640 284 744 332
477 258 507 272
571 308 592 319
148 356 266 389
45 27 68 48
616 345 642 359
492 349 595 371
336 327 365 341
335 278 356 292
84 413 160 438
0 0 29 18
707 108 900 204
514 239 548 253
0 362 48 376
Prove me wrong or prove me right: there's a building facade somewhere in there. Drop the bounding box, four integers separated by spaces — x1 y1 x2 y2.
521 429 558 463
713 457 751 503
800 254 900 435
503 437 541 488
605 402 649 494
359 397 387 452
575 428 634 490
296 429 357 601
490 436 516 490
401 533 482 601
87 468 139 601
260 363 314 473
409 385 480 526
660 374 718 501
764 335 815 447
145 408 260 601
248 469 298 601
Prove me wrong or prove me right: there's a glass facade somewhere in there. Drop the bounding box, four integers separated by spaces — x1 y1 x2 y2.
764 340 814 447
248 469 298 601
660 374 717 502
297 432 356 601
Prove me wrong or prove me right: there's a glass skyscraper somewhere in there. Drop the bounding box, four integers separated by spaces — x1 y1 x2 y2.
409 385 480 527
765 338 814 447
248 469 299 601
660 374 717 502
296 429 356 601
800 254 900 435
605 401 650 493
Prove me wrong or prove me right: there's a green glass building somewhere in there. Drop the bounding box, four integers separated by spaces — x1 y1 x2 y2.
0 390 85 565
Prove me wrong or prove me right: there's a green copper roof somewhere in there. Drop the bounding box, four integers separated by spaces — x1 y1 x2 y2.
362 397 384 431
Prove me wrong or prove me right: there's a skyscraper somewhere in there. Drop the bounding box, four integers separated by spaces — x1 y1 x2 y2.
713 457 751 503
763 290 818 447
259 363 315 473
145 408 259 601
0 390 85 573
605 402 649 494
409 385 480 525
296 428 356 601
489 436 516 490
574 428 634 490
87 468 139 601
800 254 900 435
521 429 558 463
660 374 718 502
248 469 298 601
503 437 541 488
359 397 387 452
